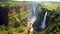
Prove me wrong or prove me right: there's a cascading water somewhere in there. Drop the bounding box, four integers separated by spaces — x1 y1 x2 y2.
27 3 39 32
27 2 47 32
41 11 47 29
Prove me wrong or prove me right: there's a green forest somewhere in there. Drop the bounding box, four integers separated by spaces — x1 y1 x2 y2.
0 1 60 34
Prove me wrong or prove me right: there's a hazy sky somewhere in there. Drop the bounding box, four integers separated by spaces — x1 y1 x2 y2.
13 0 60 2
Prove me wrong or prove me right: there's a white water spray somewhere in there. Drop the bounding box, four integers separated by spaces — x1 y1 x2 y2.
41 11 47 29
27 3 38 32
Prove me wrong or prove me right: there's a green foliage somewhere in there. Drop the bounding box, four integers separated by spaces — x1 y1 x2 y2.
0 2 60 34
0 25 8 34
38 2 60 34
0 1 32 8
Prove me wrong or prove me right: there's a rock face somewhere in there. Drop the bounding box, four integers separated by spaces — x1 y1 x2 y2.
0 6 8 26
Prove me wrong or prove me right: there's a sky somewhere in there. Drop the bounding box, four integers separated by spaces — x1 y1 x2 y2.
13 0 60 2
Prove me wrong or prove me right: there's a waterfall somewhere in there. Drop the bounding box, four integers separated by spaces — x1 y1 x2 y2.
41 11 47 29
26 2 47 32
27 3 38 32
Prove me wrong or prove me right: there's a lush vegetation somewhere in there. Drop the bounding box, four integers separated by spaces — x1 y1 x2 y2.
38 2 60 34
0 1 32 34
0 2 60 34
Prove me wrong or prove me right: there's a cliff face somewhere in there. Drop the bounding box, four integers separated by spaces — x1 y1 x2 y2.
0 6 8 26
37 3 60 34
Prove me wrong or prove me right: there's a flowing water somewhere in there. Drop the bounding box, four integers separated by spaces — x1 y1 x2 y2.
27 2 47 32
27 3 39 32
41 11 47 29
